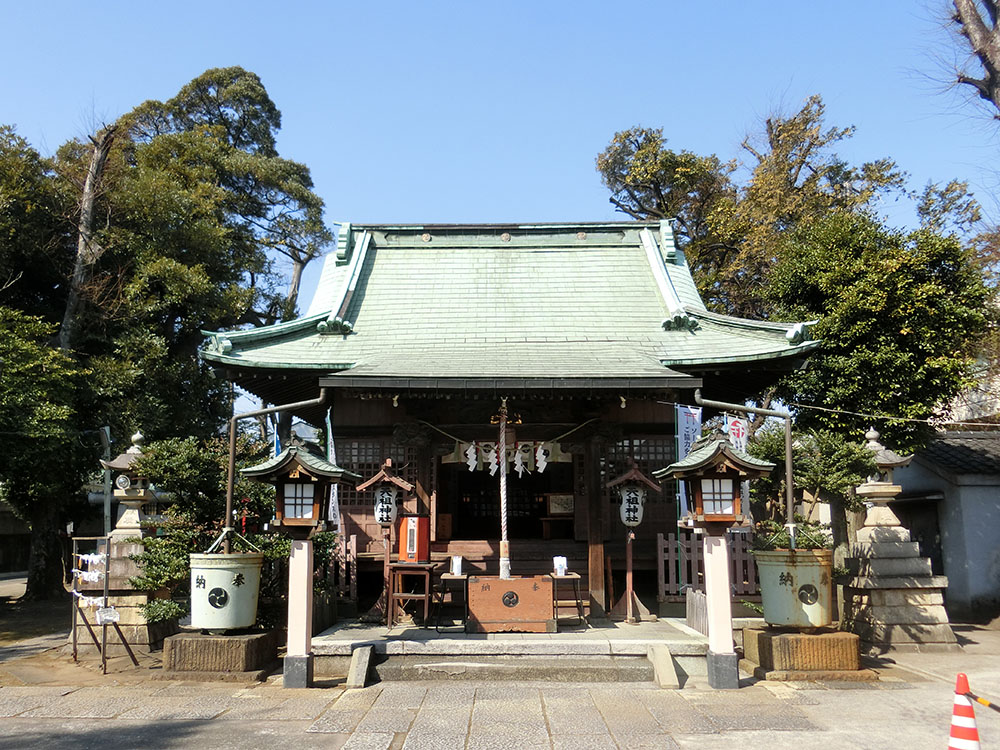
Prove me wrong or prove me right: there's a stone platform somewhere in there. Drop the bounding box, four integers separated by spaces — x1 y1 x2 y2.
312 617 709 686
159 630 281 682
741 627 878 681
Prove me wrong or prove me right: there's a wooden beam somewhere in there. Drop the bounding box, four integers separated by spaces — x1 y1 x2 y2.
585 439 606 618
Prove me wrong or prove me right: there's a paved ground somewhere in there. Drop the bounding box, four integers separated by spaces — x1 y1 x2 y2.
0 675 986 749
1 572 998 750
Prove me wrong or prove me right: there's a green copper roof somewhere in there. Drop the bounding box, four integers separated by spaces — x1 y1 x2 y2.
203 222 817 385
241 444 361 482
655 433 776 479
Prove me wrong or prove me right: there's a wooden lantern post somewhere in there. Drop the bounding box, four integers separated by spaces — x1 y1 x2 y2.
656 431 774 689
606 463 660 623
241 443 359 688
357 459 413 624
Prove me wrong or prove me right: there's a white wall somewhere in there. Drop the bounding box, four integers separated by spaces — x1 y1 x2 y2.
896 459 1000 618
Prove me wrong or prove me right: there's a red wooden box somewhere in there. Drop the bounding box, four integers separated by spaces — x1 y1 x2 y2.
397 515 431 564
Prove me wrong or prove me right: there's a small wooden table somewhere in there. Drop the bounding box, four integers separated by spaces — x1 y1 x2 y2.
548 571 586 626
388 562 436 627
433 573 469 631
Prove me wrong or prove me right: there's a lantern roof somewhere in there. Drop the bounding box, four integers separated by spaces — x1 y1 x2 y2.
100 430 145 473
356 457 415 493
241 443 361 482
655 431 774 479
605 461 661 493
864 427 913 470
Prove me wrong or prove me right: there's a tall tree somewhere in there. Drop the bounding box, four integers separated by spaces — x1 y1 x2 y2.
0 67 333 599
768 210 991 450
596 96 905 317
952 0 1000 116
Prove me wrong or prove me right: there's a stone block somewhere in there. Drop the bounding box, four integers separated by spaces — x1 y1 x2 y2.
346 645 373 688
849 542 920 558
706 650 739 689
856 527 910 543
743 627 860 671
843 575 948 590
868 589 943 607
646 645 680 688
163 630 279 673
847 557 932 577
284 654 313 688
848 620 957 645
847 603 950 626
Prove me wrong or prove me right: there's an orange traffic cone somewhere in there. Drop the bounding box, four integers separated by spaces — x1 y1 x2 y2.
949 673 981 750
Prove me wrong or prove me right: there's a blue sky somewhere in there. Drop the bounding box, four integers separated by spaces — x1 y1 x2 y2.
3 2 997 305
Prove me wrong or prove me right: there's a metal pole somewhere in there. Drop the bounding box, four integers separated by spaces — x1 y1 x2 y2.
101 535 109 675
498 398 511 579
224 389 329 553
694 390 796 549
71 538 78 662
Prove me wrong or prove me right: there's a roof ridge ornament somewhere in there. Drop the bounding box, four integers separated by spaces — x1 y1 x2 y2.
639 228 699 332
319 229 371 335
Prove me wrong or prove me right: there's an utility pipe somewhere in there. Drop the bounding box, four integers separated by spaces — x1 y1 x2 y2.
223 388 330 553
694 389 796 548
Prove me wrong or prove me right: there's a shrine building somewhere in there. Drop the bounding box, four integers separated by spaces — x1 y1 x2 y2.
201 221 817 616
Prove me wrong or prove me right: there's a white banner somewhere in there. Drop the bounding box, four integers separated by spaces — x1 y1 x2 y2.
725 414 748 453
675 404 702 516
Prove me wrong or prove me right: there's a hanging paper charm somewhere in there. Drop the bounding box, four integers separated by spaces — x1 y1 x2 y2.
465 442 478 472
535 443 548 473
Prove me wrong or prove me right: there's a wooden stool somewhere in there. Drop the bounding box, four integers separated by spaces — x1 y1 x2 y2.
548 572 586 626
432 573 469 631
388 562 436 627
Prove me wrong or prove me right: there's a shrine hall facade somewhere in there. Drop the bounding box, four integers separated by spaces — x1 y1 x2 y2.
202 221 817 616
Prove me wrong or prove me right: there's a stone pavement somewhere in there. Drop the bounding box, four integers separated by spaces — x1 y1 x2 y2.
0 672 992 749
0 617 998 749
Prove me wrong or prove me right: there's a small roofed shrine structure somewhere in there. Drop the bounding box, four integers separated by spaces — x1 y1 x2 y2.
202 221 818 617
657 431 775 688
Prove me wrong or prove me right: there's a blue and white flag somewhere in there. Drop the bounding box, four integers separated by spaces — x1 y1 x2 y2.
675 404 702 517
326 406 341 530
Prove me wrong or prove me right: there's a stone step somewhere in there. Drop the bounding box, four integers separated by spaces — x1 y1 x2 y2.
369 654 655 682
846 557 932 577
846 620 957 645
849 542 921 559
843 575 948 590
842 603 951 625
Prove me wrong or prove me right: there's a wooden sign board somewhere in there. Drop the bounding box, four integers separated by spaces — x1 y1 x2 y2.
467 575 555 633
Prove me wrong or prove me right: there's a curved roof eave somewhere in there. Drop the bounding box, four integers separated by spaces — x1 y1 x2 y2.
661 339 821 367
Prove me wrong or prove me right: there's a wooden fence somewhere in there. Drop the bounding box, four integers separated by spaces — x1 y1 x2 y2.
656 531 759 602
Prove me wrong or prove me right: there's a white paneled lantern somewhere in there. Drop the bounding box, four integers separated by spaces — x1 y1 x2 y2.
606 462 661 529
357 458 413 528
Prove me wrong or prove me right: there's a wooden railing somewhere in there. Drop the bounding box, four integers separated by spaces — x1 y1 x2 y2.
656 531 759 602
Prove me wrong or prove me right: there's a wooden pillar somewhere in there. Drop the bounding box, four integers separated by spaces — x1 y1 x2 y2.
585 440 606 618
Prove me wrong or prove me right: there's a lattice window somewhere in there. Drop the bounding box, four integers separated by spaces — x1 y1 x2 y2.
701 478 735 515
601 436 676 503
283 483 314 519
335 438 417 506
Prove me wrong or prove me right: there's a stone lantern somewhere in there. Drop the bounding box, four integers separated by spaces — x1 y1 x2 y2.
100 431 153 541
841 428 957 652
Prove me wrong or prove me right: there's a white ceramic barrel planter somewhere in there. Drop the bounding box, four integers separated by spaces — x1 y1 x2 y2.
189 553 264 631
753 549 833 628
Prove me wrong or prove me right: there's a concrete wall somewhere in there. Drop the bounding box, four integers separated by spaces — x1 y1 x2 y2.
896 460 1000 619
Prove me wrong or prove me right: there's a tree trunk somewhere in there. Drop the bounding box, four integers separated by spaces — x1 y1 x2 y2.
58 126 117 351
23 501 68 601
